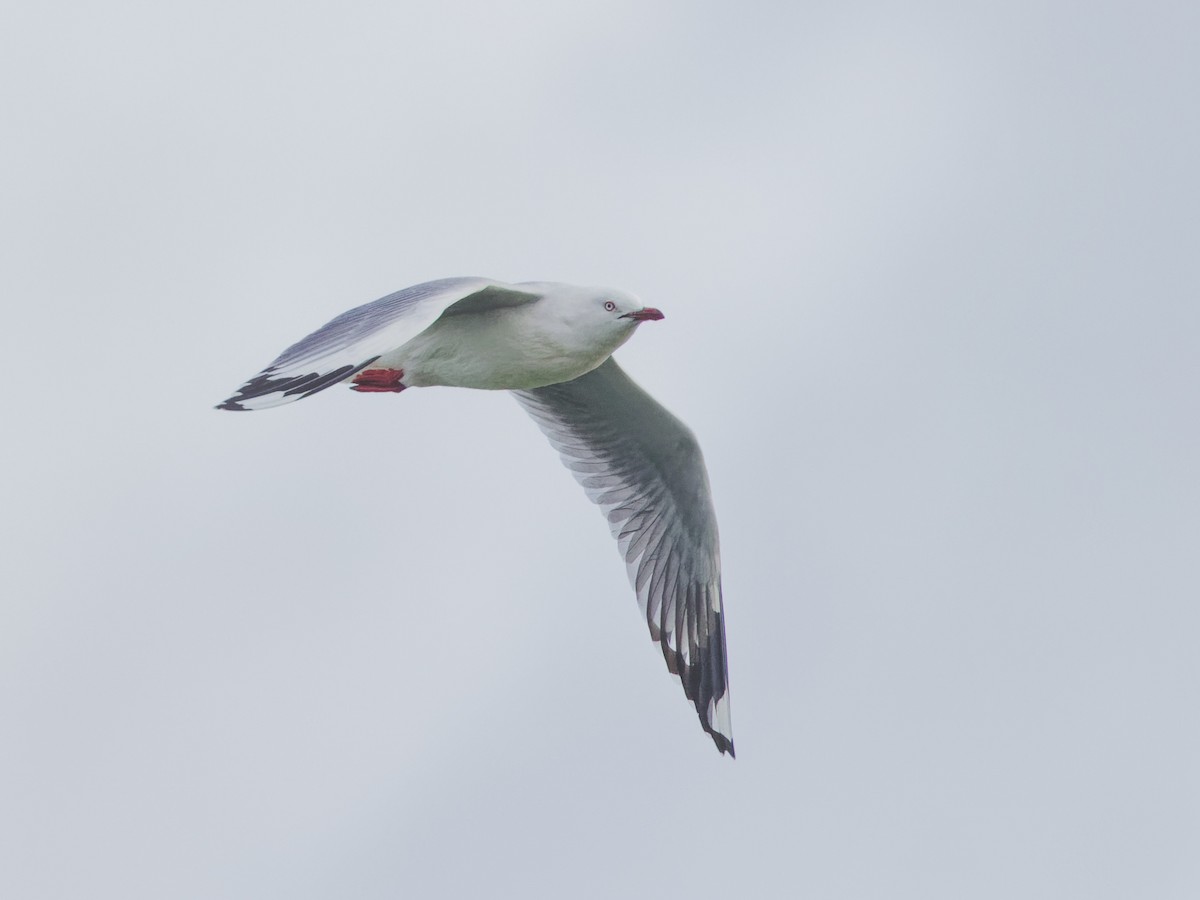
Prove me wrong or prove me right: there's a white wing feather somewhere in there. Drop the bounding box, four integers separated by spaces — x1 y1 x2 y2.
217 278 539 410
514 358 734 755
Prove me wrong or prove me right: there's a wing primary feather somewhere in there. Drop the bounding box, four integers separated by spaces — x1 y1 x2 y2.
216 358 380 411
512 357 734 755
283 363 361 397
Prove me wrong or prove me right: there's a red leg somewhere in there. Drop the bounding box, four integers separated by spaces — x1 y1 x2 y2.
351 368 407 393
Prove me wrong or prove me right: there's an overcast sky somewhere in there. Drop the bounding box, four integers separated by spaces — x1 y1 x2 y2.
2 1 1198 897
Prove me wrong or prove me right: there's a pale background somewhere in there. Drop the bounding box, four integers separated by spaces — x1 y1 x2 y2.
2 2 1197 897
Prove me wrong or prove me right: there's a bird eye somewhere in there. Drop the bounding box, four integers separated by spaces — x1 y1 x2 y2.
604 300 616 312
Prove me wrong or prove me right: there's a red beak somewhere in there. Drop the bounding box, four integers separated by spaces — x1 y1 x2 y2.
621 307 665 322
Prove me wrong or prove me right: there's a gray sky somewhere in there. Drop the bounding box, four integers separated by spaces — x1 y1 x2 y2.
2 1 1198 897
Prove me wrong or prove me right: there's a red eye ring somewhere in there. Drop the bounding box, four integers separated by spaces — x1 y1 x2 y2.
604 300 616 312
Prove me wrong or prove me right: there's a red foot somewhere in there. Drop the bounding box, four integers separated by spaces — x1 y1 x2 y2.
351 368 407 393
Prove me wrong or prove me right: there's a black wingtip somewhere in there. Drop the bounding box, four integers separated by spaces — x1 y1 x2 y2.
706 723 736 758
214 358 381 413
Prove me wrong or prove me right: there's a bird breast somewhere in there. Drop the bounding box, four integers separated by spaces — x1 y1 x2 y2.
386 305 614 390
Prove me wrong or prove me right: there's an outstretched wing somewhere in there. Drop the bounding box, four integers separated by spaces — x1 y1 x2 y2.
513 358 734 756
216 278 541 410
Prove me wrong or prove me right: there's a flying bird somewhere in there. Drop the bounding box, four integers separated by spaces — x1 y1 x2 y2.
217 277 734 756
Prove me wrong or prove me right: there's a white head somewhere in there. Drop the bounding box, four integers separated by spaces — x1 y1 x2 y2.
522 282 664 358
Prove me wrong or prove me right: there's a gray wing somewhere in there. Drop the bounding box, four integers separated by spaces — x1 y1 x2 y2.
217 277 540 410
514 358 734 756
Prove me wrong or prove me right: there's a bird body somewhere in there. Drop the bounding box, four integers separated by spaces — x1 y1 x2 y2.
381 283 644 390
218 277 734 756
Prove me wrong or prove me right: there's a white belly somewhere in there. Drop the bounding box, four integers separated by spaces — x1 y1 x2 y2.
378 307 610 390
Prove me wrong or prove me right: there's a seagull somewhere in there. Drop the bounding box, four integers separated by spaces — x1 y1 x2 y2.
217 277 734 756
